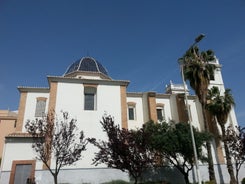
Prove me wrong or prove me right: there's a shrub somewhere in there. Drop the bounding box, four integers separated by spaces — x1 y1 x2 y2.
204 181 216 184
102 180 170 184
242 178 245 184
142 181 169 184
102 180 130 184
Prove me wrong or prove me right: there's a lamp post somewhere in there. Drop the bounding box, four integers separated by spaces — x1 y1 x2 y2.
179 34 205 184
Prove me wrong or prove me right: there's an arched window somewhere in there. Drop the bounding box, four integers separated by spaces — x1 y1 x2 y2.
84 86 97 110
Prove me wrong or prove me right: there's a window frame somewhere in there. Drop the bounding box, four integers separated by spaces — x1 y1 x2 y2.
127 102 136 120
156 103 165 122
84 85 97 111
34 97 47 117
9 160 36 184
156 108 164 122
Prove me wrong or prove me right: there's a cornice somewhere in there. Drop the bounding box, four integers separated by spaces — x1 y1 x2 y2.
127 92 171 98
0 116 17 120
17 86 50 93
47 75 130 87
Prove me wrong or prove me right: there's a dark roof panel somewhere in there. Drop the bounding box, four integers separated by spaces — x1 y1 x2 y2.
64 57 109 77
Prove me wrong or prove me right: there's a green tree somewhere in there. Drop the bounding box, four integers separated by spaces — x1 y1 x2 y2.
89 116 154 184
226 125 245 184
25 112 88 184
178 45 217 183
143 121 211 184
207 86 236 184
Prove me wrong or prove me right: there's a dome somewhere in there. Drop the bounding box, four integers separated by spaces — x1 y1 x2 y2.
64 57 110 79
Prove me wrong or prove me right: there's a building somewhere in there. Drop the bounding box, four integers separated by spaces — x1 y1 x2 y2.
0 57 240 184
0 110 17 159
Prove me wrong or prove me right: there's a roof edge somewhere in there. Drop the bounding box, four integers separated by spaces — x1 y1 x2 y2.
18 86 50 92
47 75 130 86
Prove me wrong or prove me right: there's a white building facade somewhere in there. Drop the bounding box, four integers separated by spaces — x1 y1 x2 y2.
0 57 241 184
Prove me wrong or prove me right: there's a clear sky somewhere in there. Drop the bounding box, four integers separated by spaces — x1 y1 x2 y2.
1 1 245 127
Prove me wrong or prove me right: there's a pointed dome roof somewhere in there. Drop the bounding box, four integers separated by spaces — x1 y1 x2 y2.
64 57 110 79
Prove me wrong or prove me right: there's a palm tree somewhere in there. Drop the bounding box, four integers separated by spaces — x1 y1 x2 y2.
207 86 236 184
178 46 217 183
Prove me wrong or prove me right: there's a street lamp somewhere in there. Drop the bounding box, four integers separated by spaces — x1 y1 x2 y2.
178 34 205 184
195 34 205 44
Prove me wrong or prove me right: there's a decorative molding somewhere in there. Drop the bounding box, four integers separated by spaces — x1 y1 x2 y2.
127 102 136 106
36 97 47 101
83 84 98 88
156 103 164 107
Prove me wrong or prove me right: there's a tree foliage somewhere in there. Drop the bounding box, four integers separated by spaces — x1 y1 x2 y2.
143 121 211 184
207 86 236 184
25 111 88 184
179 46 216 106
178 45 217 183
226 125 245 184
207 86 235 126
88 116 154 184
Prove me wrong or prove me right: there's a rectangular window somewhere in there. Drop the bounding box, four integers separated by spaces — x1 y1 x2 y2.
14 164 32 184
210 73 215 81
84 86 97 111
157 107 165 122
128 106 135 120
84 93 95 110
35 98 46 117
157 109 163 121
9 160 36 184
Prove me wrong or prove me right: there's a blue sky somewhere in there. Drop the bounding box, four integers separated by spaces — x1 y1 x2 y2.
1 1 245 127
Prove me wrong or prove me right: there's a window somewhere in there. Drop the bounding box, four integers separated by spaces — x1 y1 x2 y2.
156 103 165 122
84 86 97 110
9 160 36 184
128 106 135 120
127 102 136 120
85 93 95 110
157 108 164 121
210 72 215 81
35 97 47 117
210 68 218 81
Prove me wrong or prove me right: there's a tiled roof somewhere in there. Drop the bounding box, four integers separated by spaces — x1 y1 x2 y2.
64 56 109 77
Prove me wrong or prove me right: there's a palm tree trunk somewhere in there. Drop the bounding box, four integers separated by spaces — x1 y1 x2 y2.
202 106 217 183
220 125 237 184
206 141 216 182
